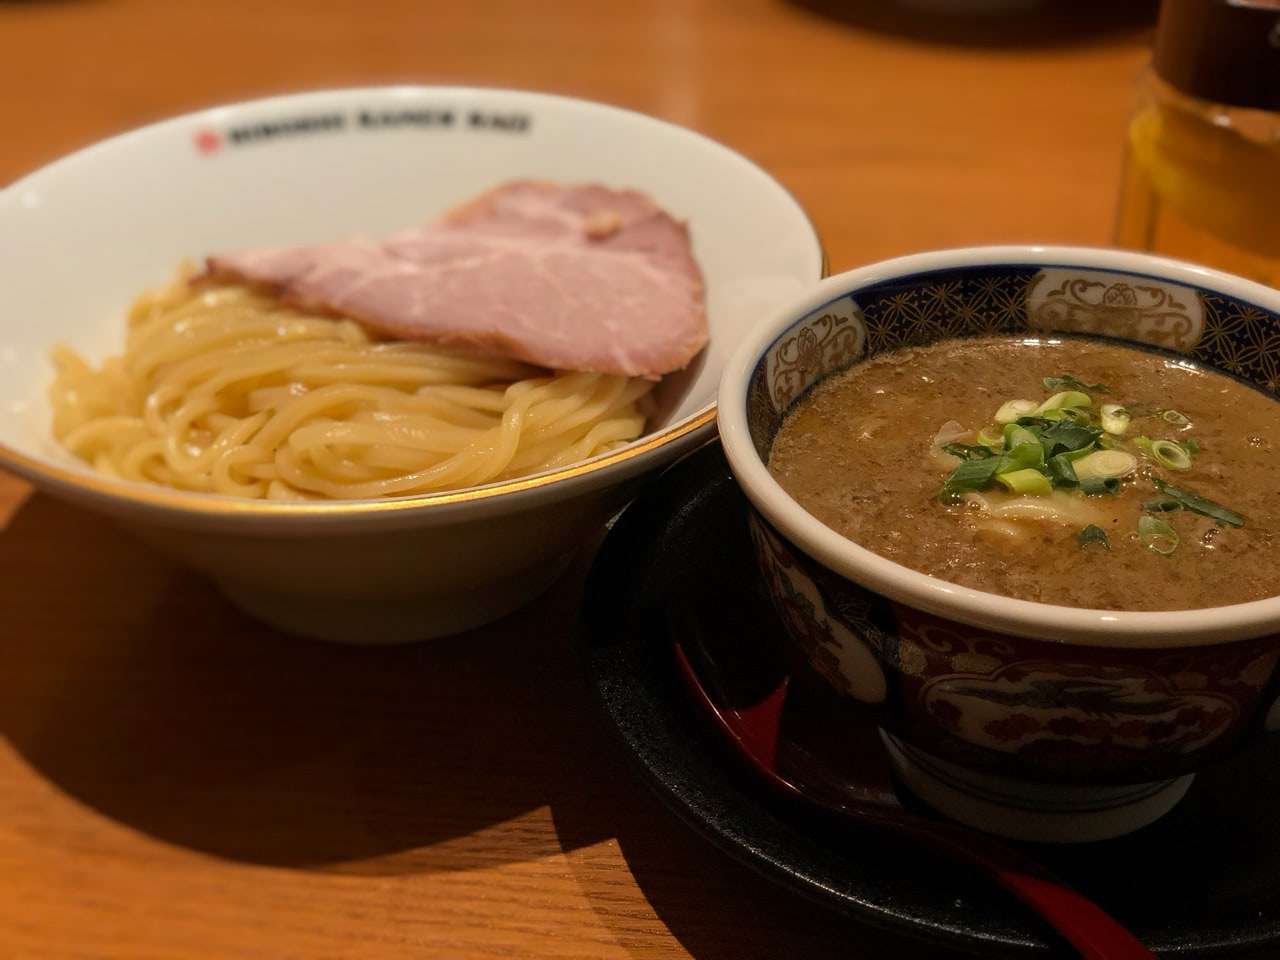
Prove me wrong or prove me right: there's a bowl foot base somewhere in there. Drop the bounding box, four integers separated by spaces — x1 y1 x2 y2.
217 551 575 644
881 732 1194 844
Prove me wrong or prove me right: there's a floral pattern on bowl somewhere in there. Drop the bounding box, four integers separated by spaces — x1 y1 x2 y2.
749 512 889 704
749 506 1280 784
1026 269 1204 349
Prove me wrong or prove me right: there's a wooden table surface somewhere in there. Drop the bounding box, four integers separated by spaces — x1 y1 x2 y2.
5 1 1261 957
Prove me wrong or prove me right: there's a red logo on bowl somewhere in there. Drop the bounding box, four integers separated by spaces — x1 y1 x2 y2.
194 129 222 154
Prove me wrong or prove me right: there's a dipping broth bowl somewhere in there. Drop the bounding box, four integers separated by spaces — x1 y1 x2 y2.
0 85 823 644
717 246 1280 843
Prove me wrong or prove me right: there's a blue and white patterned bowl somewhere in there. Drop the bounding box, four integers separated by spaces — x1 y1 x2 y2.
717 246 1280 842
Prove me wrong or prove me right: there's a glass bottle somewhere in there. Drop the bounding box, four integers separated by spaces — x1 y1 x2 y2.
1114 0 1280 287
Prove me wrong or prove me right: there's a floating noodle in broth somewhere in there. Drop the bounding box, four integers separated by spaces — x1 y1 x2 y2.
50 272 656 500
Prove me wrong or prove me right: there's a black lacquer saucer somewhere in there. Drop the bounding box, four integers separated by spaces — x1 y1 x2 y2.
581 441 1280 957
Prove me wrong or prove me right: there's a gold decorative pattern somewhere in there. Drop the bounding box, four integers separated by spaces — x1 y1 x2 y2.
863 274 1035 349
764 298 866 412
1199 295 1280 392
744 264 1279 463
1027 271 1204 350
747 295 865 460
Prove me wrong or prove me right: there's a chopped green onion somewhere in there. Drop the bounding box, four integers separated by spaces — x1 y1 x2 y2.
1136 437 1194 470
938 457 1004 502
934 377 1238 531
975 425 1004 447
1137 515 1180 555
1073 449 1137 481
1078 524 1110 549
1035 391 1092 414
1151 478 1244 527
1046 453 1080 486
1080 476 1121 495
1021 418 1104 458
1044 375 1109 394
995 468 1052 495
942 442 997 461
1148 439 1193 470
1034 406 1094 425
1004 423 1040 450
1099 403 1130 435
1046 445 1101 485
995 399 1038 424
1003 440 1046 472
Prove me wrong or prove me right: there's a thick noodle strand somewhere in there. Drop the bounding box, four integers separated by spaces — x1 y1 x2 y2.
49 273 656 500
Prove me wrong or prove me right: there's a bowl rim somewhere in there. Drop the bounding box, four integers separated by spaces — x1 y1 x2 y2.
717 244 1280 648
0 83 822 521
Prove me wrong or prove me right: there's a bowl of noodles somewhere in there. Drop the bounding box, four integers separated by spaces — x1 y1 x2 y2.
0 86 824 643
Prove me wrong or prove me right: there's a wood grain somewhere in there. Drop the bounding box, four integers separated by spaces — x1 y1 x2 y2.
4 1 1240 957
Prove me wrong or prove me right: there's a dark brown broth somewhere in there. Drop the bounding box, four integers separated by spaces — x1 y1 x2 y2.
767 336 1280 611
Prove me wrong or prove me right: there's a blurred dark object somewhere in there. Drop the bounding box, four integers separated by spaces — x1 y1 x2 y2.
1153 0 1280 111
783 0 1167 47
785 0 1160 47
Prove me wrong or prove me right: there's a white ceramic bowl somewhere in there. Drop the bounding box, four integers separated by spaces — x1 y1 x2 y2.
0 86 823 643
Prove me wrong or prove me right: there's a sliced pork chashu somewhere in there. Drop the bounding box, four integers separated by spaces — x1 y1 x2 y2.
204 181 708 379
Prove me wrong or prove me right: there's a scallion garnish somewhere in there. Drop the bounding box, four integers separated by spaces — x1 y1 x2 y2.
1044 375 1109 394
933 374 1237 550
1150 478 1244 527
1035 391 1092 415
1003 437 1046 472
1004 423 1042 452
1020 417 1104 459
941 442 997 461
1137 515 1180 554
1046 453 1080 486
938 457 1005 502
1078 524 1110 549
1135 436 1194 470
1148 438 1193 470
1079 476 1121 495
1099 403 1130 435
975 425 1004 447
1072 449 1137 481
995 399 1037 424
996 468 1052 496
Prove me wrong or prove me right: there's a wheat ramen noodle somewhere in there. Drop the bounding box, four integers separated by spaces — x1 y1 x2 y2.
49 275 658 499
